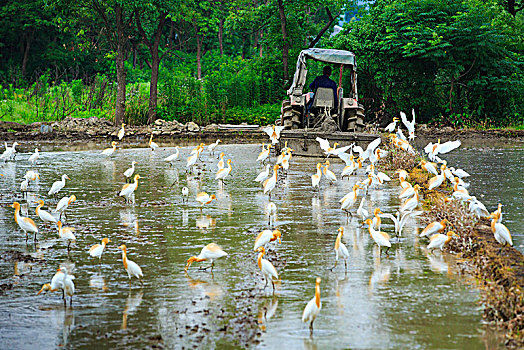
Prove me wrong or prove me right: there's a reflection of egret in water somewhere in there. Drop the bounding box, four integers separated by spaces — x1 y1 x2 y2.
303 337 318 350
216 187 232 218
122 291 144 330
101 158 117 183
368 252 391 294
164 167 180 186
422 248 454 277
25 191 40 205
257 297 279 331
120 207 138 233
311 197 323 228
89 273 108 292
322 184 337 206
13 261 33 284
42 306 75 347
350 226 365 257
1 162 17 187
186 173 202 193
335 274 348 316
196 214 216 230
20 202 29 217
184 272 223 301
181 209 189 226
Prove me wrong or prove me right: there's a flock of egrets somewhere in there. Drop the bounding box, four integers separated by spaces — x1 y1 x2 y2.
2 114 513 336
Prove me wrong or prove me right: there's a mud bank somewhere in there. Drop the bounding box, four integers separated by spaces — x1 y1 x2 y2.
0 118 266 146
381 149 524 347
2 118 523 146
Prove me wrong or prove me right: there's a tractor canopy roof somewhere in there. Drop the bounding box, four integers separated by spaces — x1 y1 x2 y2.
299 48 356 66
287 48 357 96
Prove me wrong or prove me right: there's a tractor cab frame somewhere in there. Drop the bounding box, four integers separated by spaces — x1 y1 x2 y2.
280 48 365 132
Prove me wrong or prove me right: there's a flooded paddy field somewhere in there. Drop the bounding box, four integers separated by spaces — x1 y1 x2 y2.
0 141 514 349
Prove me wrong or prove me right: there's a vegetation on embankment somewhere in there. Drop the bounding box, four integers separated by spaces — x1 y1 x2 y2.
379 141 524 348
0 74 281 127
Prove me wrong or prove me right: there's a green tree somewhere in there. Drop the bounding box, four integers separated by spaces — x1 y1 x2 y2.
332 0 523 125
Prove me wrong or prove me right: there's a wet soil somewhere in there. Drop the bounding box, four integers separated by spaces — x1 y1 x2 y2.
2 118 523 146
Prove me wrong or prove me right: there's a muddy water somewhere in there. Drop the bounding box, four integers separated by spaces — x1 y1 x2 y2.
0 143 505 348
441 147 524 252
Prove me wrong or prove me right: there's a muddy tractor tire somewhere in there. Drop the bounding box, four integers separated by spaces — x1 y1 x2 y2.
340 104 365 132
280 100 302 129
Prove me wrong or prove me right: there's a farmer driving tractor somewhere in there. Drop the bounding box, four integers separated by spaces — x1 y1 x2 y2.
307 65 339 111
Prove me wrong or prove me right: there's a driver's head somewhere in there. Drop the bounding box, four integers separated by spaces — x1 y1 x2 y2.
323 66 332 76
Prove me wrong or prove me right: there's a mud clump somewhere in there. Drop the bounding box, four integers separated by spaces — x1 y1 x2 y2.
1 250 45 263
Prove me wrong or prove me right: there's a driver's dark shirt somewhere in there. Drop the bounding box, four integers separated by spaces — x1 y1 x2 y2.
309 75 338 109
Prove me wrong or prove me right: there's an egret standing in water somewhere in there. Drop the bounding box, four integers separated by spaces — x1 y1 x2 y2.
181 186 189 202
11 202 39 241
149 135 158 151
89 238 111 262
119 174 141 204
215 159 232 185
302 277 322 336
208 139 221 155
257 144 271 163
28 148 39 165
263 164 280 198
35 200 57 225
254 229 282 252
119 244 144 284
196 192 216 212
266 202 277 227
185 243 228 272
117 123 126 140
48 174 70 197
164 147 180 165
37 268 64 296
256 247 278 294
123 161 137 183
101 141 117 156
57 221 76 251
311 163 323 191
58 267 75 306
364 218 391 256
330 227 349 271
55 194 76 221
255 164 271 184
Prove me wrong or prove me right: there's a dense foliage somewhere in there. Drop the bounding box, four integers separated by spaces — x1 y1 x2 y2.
0 0 522 127
332 0 524 127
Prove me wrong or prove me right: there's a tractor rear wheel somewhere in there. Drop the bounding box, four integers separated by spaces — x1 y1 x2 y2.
280 100 302 129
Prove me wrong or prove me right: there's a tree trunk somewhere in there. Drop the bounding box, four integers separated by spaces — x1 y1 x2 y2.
241 35 246 59
21 30 34 78
507 0 516 16
196 33 202 79
259 29 263 57
148 55 159 123
115 5 126 126
309 7 335 48
277 0 289 82
136 11 168 124
218 18 224 56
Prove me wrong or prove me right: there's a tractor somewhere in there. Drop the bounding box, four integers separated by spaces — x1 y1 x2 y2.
279 48 365 132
